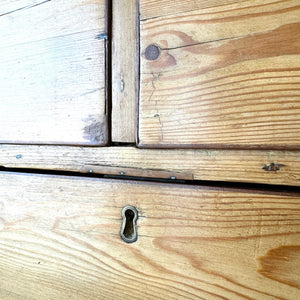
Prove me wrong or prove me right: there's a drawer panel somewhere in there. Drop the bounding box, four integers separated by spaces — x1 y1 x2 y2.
138 0 300 149
1 145 300 186
0 0 108 146
0 172 299 299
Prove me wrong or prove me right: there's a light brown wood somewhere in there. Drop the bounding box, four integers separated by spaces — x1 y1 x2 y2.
138 0 300 149
140 0 260 20
0 0 108 145
0 172 299 299
111 0 137 142
0 145 299 186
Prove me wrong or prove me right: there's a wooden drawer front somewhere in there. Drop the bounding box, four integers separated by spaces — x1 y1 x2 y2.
0 0 108 146
0 172 299 299
138 0 300 149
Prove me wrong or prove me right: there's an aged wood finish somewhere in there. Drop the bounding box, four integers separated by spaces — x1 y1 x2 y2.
0 0 108 145
138 0 300 149
0 145 299 186
111 0 137 142
0 172 299 299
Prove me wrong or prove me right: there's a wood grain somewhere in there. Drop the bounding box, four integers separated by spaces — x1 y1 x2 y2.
0 0 108 145
0 172 299 299
111 0 137 142
139 0 300 148
140 0 251 20
0 145 299 186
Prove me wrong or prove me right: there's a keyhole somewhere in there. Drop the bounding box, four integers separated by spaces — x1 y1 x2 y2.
121 206 138 243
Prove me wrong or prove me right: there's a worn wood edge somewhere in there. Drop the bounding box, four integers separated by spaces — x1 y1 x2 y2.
105 0 111 144
136 0 141 146
137 143 300 151
0 145 299 186
111 0 137 142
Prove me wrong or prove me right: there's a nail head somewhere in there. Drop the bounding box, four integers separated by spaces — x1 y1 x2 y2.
145 44 160 60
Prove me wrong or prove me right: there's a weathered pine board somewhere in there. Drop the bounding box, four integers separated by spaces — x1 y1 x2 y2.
138 0 300 148
0 172 299 299
111 0 137 142
0 0 108 145
0 145 299 186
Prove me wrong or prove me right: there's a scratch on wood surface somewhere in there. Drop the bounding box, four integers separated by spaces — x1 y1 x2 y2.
80 88 104 97
148 73 165 141
148 72 161 102
0 0 51 17
159 32 250 51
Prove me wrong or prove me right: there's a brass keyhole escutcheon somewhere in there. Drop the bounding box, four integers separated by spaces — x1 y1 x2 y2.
121 206 138 243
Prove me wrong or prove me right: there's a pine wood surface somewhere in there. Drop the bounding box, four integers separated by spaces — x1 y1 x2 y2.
0 145 299 186
111 0 137 142
0 172 299 299
0 0 108 145
138 0 300 148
